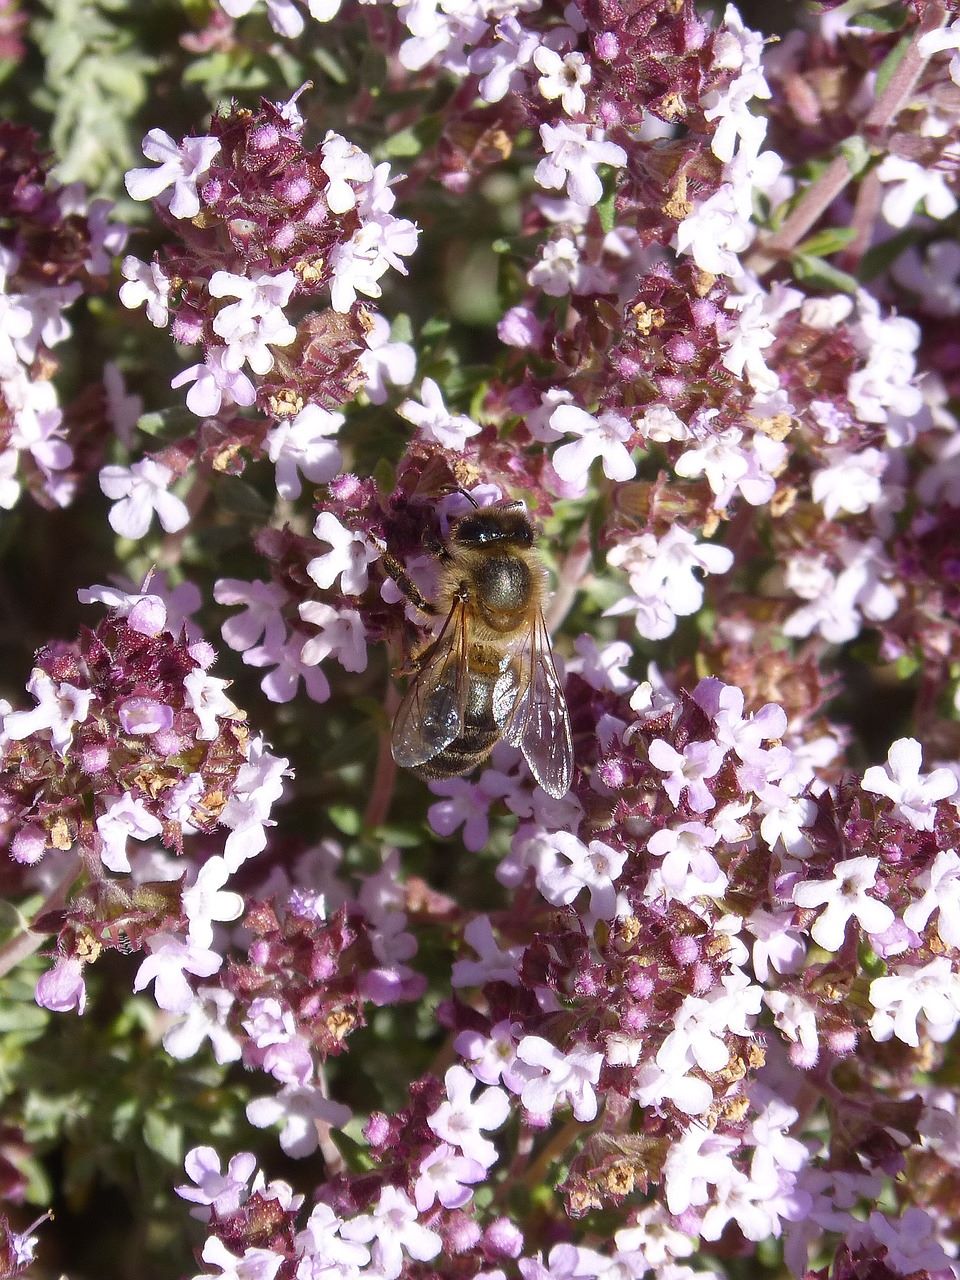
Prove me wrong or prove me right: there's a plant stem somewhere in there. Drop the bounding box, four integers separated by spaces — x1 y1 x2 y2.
0 853 81 981
749 3 948 275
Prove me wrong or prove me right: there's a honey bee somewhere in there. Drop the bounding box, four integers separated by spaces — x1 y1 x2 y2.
386 498 574 799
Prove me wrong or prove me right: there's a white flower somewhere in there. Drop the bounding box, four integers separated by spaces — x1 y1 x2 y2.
133 933 223 1012
534 122 627 207
2 668 91 757
299 601 368 672
861 737 957 831
876 154 958 228
246 1084 351 1158
533 48 592 116
515 1036 602 1122
184 669 238 740
99 459 190 540
96 792 164 874
426 1064 510 1168
321 131 375 214
676 184 752 277
793 856 895 952
918 17 960 86
163 988 243 1064
527 236 582 297
869 957 960 1047
550 404 636 482
119 256 172 327
307 511 380 596
810 447 887 519
182 857 245 949
398 378 481 450
339 1186 441 1279
904 849 960 947
358 312 416 404
264 404 343 499
124 129 220 219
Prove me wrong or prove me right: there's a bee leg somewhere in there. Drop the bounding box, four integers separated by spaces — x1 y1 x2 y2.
377 546 438 616
422 529 452 562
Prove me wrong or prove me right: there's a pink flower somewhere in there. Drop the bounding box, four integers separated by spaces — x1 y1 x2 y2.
339 1186 441 1279
534 122 626 206
133 933 223 1012
414 1144 486 1211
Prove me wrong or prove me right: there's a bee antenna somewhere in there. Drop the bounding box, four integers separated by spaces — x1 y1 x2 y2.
457 486 479 508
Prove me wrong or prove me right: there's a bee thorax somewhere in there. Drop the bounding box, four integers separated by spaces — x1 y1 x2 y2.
472 555 532 623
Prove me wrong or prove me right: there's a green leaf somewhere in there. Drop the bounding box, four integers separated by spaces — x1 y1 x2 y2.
329 804 361 835
838 134 872 179
389 313 414 344
852 2 907 32
596 184 616 235
213 477 271 522
791 252 859 294
381 127 423 158
311 46 350 85
875 32 912 100
794 226 859 258
136 407 199 440
858 226 920 282
142 1111 183 1165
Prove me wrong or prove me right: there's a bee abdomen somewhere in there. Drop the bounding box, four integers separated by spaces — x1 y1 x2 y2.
413 727 500 781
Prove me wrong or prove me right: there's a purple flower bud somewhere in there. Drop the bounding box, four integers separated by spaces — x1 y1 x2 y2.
270 224 297 251
119 696 175 736
595 31 620 60
665 335 697 364
11 824 46 864
826 1027 858 1057
172 309 204 346
81 742 110 772
250 940 271 966
498 306 543 350
597 756 628 788
670 935 699 966
282 176 313 204
446 1212 482 1253
36 957 86 1014
691 962 713 994
483 1218 523 1258
625 963 653 999
364 1112 391 1147
251 123 280 152
128 596 169 636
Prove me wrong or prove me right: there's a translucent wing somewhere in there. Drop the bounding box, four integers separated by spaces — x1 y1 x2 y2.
391 598 470 768
496 609 573 799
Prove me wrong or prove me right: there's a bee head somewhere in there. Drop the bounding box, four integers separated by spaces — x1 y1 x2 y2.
451 502 535 550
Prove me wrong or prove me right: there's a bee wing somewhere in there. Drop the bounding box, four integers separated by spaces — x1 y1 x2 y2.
391 598 470 768
496 608 573 799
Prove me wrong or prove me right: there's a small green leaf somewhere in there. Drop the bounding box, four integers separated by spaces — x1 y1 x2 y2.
895 653 921 680
390 313 414 344
143 1111 183 1165
135 407 198 440
858 226 920 282
852 2 907 32
381 127 423 158
794 226 859 258
329 804 361 835
838 134 872 179
791 252 859 294
596 184 616 235
311 46 350 85
214 478 271 522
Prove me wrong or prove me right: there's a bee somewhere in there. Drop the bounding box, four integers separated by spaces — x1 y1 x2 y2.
386 498 574 799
